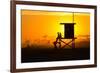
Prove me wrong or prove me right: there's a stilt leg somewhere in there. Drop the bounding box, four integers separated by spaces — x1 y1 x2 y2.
72 39 75 49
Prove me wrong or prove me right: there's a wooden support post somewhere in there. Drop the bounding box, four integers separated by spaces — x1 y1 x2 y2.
72 39 75 49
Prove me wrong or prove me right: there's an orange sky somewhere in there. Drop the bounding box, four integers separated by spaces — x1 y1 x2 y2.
21 10 90 48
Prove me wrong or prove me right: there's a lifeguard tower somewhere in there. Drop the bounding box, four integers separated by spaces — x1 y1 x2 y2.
53 13 76 49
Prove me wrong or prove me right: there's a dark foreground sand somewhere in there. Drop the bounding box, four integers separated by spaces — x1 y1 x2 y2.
21 47 90 63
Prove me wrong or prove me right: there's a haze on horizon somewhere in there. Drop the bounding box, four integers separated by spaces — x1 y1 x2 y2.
21 10 90 49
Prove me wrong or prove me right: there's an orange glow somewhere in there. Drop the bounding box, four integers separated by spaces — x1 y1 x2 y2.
21 10 90 48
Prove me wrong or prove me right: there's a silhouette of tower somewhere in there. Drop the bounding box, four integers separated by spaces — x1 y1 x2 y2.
53 12 76 49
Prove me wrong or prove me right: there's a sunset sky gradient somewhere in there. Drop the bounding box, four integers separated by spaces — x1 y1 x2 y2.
21 10 90 48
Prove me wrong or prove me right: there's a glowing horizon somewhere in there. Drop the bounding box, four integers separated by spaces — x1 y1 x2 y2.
21 10 90 48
